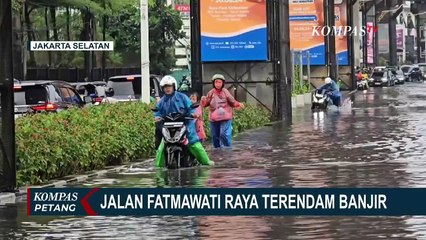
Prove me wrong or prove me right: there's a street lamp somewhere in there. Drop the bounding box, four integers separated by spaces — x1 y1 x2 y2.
140 0 151 103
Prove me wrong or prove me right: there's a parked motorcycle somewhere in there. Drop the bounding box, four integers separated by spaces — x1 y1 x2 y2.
311 89 331 110
152 104 199 169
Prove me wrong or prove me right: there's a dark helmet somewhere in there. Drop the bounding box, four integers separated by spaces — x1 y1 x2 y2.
212 74 225 89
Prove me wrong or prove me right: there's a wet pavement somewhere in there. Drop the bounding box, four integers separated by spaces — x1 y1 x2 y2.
3 83 426 239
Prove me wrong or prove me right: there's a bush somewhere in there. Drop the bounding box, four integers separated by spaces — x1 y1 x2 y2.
15 102 271 186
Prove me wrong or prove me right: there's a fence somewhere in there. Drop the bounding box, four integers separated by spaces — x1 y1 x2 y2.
25 68 141 82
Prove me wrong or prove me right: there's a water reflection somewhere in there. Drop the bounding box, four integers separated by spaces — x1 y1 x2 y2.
3 85 426 238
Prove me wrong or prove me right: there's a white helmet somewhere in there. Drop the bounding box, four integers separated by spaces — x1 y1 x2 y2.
160 75 177 89
324 77 332 84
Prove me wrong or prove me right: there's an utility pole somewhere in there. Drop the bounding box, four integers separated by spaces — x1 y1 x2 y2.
325 0 337 80
190 0 203 95
278 0 292 122
362 2 368 66
0 0 16 191
102 0 107 81
141 0 151 103
388 0 398 66
349 0 356 90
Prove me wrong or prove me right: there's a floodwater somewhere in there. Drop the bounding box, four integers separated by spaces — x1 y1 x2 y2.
3 84 426 239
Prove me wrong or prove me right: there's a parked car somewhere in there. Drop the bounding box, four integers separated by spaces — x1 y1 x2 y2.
13 80 91 119
106 74 162 103
369 69 396 87
373 66 387 72
417 63 426 80
71 81 114 105
390 69 405 84
400 65 413 81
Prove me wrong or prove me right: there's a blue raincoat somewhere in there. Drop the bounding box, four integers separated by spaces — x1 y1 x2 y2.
318 80 342 106
154 91 198 144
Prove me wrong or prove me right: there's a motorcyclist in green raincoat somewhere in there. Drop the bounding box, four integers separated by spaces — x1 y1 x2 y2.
154 75 214 167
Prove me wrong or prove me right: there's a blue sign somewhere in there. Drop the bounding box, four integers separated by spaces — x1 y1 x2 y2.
200 1 268 62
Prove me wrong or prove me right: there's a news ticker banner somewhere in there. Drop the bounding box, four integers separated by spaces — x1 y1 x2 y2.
28 188 426 216
200 0 268 62
30 41 114 51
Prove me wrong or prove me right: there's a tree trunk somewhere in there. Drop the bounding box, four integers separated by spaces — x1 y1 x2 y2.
81 10 92 81
50 6 61 65
12 9 23 79
24 3 36 66
66 7 71 66
45 8 51 67
66 7 70 41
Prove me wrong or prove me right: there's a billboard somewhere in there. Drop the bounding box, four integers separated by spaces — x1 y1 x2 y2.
200 0 268 62
289 0 326 65
367 22 374 64
335 0 348 65
174 0 190 18
396 25 405 51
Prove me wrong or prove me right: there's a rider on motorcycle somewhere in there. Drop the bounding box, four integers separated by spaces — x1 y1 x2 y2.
154 75 214 167
317 77 342 107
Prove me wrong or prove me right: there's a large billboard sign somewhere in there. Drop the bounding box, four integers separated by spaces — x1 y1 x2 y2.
396 24 405 51
367 22 374 64
335 0 348 65
289 0 326 65
200 0 268 62
289 0 349 66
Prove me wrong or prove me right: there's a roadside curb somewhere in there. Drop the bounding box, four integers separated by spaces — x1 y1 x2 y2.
0 192 15 205
0 119 285 204
10 165 129 199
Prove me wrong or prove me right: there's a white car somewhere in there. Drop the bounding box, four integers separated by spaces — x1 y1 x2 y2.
106 74 162 103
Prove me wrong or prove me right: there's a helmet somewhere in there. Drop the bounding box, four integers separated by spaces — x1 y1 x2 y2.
324 77 332 84
212 74 225 88
160 75 177 89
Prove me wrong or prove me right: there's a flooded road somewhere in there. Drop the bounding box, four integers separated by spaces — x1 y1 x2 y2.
3 84 426 239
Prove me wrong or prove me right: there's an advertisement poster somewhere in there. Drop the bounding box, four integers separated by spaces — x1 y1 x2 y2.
334 0 349 65
289 0 325 65
396 25 405 51
367 22 374 64
200 0 268 62
174 0 190 18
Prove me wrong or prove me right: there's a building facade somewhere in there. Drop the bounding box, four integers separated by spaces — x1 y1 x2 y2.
167 0 191 70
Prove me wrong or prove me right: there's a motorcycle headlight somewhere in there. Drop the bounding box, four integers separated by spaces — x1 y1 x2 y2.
162 128 172 142
174 125 186 142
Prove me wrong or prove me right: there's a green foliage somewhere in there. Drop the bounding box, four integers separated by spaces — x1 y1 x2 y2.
292 65 311 95
13 0 183 71
106 0 185 74
200 105 271 140
15 103 270 186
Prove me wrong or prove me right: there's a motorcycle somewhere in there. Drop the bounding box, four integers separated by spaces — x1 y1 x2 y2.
311 89 331 110
152 104 199 169
409 71 423 82
357 77 369 90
